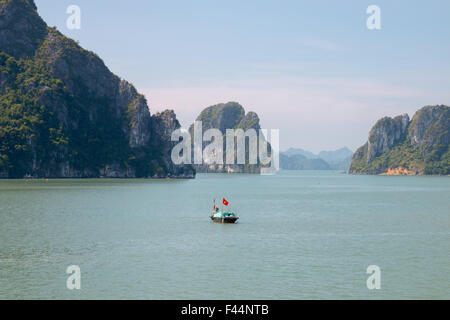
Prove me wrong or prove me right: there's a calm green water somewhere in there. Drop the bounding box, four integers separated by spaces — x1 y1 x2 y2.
0 171 449 299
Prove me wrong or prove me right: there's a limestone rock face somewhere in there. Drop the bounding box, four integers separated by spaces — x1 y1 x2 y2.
408 105 450 156
151 110 195 178
349 105 449 175
0 0 47 59
367 114 409 162
189 102 270 173
191 102 246 134
0 0 194 178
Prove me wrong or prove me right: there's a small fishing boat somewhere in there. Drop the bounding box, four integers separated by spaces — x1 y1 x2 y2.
210 198 239 224
210 210 239 224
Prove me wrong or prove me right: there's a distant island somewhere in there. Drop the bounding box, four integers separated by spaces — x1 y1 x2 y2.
349 105 449 175
280 147 353 171
0 0 194 179
189 101 269 173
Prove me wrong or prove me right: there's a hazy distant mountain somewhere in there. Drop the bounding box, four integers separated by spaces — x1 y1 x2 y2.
280 147 353 171
283 148 317 159
280 154 331 170
318 147 353 164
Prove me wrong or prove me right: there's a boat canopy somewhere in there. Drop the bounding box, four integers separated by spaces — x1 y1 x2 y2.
213 211 236 218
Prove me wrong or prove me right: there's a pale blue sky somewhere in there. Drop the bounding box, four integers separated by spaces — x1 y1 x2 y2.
35 0 450 152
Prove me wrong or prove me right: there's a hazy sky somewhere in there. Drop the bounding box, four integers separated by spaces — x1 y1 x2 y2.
35 0 450 152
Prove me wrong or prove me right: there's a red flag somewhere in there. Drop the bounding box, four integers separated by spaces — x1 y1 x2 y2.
222 198 229 206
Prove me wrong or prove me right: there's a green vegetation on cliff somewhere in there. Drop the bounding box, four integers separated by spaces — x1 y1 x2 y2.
0 0 194 178
0 50 134 177
349 105 449 175
189 102 269 173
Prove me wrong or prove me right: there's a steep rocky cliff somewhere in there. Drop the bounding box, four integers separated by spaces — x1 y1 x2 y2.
366 114 410 162
349 105 449 175
189 102 269 173
0 0 194 178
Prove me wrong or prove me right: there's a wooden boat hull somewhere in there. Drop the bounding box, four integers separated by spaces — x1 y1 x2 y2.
210 216 239 224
